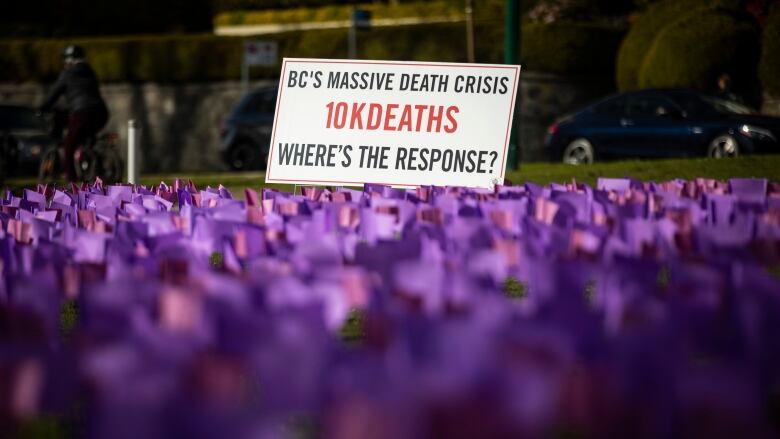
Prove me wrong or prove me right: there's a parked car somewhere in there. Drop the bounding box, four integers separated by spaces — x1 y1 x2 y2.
219 86 278 171
0 104 57 177
545 89 780 164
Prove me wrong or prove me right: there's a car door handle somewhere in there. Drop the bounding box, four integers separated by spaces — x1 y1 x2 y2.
620 118 634 127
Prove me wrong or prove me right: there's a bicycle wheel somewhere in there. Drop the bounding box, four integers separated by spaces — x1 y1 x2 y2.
0 146 6 187
38 147 62 183
97 148 124 184
75 147 98 182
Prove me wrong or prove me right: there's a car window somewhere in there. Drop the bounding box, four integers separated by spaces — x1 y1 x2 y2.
627 96 678 117
592 96 626 115
668 93 713 115
701 96 753 115
241 90 277 114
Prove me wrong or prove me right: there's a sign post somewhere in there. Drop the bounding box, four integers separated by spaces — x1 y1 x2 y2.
265 58 521 189
242 40 278 90
504 0 521 171
348 8 371 59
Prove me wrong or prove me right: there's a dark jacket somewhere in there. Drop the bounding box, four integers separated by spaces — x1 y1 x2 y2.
40 62 107 113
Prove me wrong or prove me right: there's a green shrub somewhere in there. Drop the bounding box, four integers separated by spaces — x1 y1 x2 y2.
362 22 467 62
0 17 622 83
0 35 248 83
616 0 740 91
214 1 463 27
638 9 759 91
521 22 625 78
0 24 460 83
214 0 362 12
759 4 780 96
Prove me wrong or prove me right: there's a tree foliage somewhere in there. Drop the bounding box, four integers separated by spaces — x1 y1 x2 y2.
759 4 780 96
616 0 741 91
638 8 759 92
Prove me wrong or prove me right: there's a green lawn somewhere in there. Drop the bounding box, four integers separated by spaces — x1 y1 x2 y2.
4 155 780 197
513 154 780 187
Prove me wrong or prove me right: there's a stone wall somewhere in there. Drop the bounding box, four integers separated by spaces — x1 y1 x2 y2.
517 72 615 162
0 80 277 173
0 73 615 172
762 92 780 117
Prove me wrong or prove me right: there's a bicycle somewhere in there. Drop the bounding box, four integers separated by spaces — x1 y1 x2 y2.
38 110 123 184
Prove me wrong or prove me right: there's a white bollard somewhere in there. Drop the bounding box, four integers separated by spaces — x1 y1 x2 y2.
127 119 138 184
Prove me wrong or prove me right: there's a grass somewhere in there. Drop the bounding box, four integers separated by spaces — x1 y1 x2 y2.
503 277 528 299
339 308 365 344
59 300 78 339
209 251 224 269
4 155 780 198
513 154 780 187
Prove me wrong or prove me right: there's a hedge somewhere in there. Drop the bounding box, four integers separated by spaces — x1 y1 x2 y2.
0 20 623 83
520 22 625 78
214 1 463 27
759 4 780 96
0 35 246 83
212 0 512 14
0 24 466 83
213 0 363 12
616 0 741 91
638 9 759 91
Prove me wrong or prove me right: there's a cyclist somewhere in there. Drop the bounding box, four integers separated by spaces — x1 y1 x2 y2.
39 45 109 181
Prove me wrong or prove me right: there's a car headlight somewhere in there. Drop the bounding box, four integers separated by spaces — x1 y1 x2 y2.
740 124 776 141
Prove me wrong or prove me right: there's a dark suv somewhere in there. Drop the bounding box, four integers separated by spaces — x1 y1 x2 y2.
1 104 57 177
219 86 278 171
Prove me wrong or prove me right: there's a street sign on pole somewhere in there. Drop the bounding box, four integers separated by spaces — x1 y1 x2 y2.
242 40 278 90
353 9 371 30
348 8 371 59
245 40 278 66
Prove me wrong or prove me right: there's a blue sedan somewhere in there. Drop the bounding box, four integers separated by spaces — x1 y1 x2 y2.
545 89 780 164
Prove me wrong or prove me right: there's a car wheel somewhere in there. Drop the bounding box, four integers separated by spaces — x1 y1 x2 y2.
707 135 739 158
562 138 595 165
226 141 262 171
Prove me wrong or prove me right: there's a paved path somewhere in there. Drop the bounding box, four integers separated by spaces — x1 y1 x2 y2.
215 16 464 36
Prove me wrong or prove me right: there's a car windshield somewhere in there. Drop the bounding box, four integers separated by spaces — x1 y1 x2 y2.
0 107 45 130
700 96 753 115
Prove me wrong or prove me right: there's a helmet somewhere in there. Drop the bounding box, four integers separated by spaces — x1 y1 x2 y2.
62 45 86 61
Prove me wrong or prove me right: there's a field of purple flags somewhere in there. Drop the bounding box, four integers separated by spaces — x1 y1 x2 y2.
2 176 780 438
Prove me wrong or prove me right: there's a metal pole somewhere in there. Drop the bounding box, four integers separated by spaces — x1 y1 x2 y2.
465 0 475 63
504 0 520 172
348 19 357 59
127 119 138 184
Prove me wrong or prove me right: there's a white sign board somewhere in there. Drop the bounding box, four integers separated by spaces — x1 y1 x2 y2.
265 58 521 188
244 41 277 66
